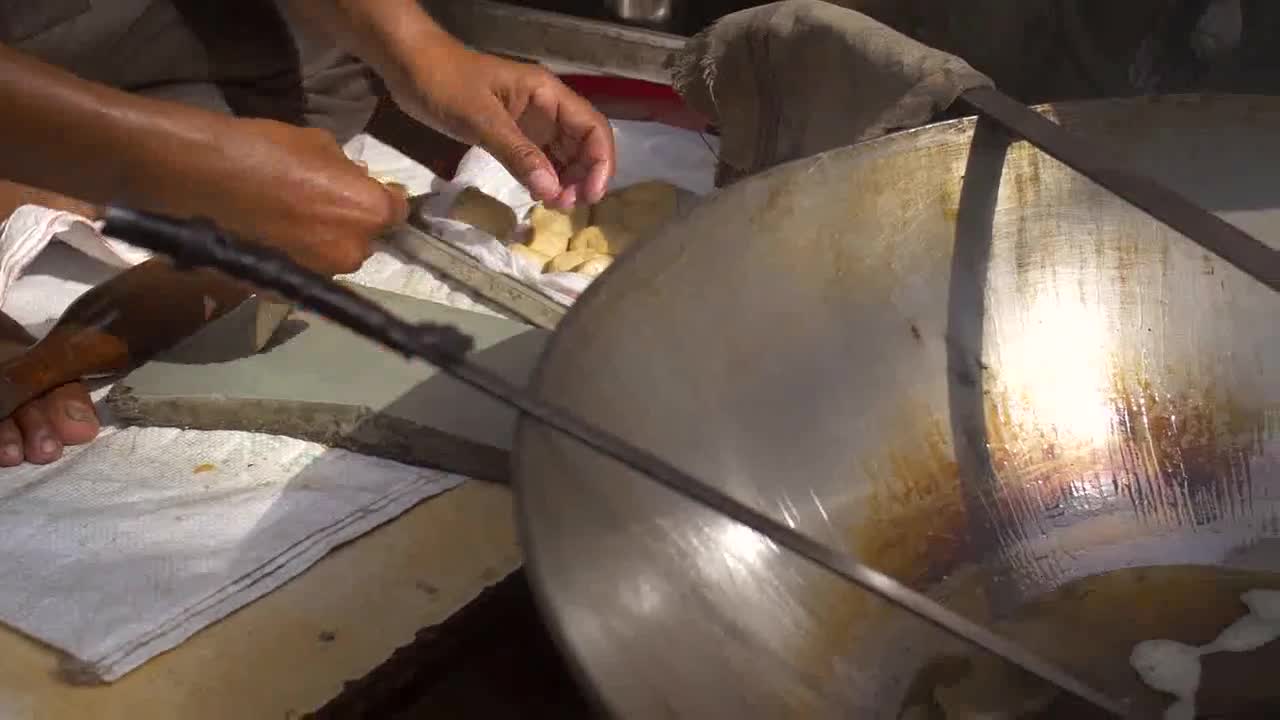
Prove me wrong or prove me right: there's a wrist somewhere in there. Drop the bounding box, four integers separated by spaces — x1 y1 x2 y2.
119 104 243 216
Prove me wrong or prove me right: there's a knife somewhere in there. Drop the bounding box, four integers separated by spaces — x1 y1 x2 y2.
0 258 289 420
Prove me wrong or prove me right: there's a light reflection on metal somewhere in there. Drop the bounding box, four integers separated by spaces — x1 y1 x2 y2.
516 95 1280 718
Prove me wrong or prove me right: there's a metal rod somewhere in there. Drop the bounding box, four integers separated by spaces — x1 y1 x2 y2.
387 215 568 330
961 86 1280 292
101 205 1131 718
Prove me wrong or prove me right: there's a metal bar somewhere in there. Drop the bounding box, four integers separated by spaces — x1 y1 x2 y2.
425 0 686 83
101 205 1132 719
961 86 1280 292
385 221 567 330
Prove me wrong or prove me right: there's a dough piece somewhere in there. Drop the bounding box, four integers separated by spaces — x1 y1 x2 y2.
575 254 614 278
588 181 679 249
547 249 600 274
510 245 549 272
569 226 611 254
448 187 517 240
527 204 574 256
617 180 678 238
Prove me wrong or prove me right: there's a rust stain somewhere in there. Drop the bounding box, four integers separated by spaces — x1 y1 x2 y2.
854 417 968 586
1105 375 1268 527
797 413 971 685
793 363 1277 699
193 463 216 474
974 368 1274 547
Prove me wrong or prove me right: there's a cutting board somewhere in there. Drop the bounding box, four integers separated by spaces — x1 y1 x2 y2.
106 284 550 482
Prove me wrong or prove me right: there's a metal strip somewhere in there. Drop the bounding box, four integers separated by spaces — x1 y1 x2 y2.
961 86 1280 292
385 222 567 331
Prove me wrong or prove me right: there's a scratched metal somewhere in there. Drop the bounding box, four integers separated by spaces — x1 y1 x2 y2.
513 95 1280 718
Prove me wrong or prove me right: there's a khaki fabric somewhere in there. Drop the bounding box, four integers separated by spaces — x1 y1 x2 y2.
670 0 992 186
0 0 377 142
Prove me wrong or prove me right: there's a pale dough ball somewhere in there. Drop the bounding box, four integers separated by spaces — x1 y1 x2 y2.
569 226 611 254
548 249 600 273
588 181 678 249
570 224 636 254
527 204 574 256
448 187 517 240
575 254 614 278
510 244 549 272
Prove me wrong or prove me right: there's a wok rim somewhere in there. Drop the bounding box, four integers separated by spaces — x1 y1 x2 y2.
509 92 1280 718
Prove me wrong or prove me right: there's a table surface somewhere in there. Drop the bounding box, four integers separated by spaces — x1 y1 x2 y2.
0 480 521 719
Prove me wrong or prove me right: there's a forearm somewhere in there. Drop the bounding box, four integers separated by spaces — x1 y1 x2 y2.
277 0 466 103
0 180 98 220
0 43 232 211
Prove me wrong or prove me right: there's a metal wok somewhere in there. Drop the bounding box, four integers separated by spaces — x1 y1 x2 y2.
513 94 1280 718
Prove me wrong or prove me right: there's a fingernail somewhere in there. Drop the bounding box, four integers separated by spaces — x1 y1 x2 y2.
560 186 578 208
526 168 559 199
39 435 59 456
65 402 95 423
0 444 19 464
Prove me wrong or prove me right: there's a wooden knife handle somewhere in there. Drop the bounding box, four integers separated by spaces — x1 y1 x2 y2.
0 259 252 419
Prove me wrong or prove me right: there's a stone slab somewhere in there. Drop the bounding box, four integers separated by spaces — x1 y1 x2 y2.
107 284 549 482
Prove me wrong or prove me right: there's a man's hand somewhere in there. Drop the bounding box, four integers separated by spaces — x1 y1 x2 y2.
282 1 617 210
163 117 409 274
395 49 616 210
0 43 405 276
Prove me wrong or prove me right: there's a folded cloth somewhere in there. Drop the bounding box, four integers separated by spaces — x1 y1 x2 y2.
669 0 992 185
0 134 474 683
0 208 151 306
0 426 461 683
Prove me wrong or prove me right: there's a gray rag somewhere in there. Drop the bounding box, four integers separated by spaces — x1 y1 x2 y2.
670 0 992 185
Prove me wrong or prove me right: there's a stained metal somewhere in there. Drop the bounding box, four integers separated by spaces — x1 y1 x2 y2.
513 94 1280 717
426 0 684 83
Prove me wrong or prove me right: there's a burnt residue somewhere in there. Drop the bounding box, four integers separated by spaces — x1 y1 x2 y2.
977 374 1275 546
795 413 973 691
855 416 971 588
1105 376 1270 528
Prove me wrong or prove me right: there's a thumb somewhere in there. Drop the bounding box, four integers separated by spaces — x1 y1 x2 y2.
380 180 412 229
475 113 561 201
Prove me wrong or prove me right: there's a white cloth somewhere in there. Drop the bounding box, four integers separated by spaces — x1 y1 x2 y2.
1 426 461 683
0 121 715 683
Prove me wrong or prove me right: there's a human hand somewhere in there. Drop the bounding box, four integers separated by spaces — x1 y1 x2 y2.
394 47 616 209
158 117 409 275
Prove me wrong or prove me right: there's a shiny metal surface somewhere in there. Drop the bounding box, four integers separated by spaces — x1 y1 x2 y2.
426 0 685 83
513 94 1280 718
603 0 675 28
